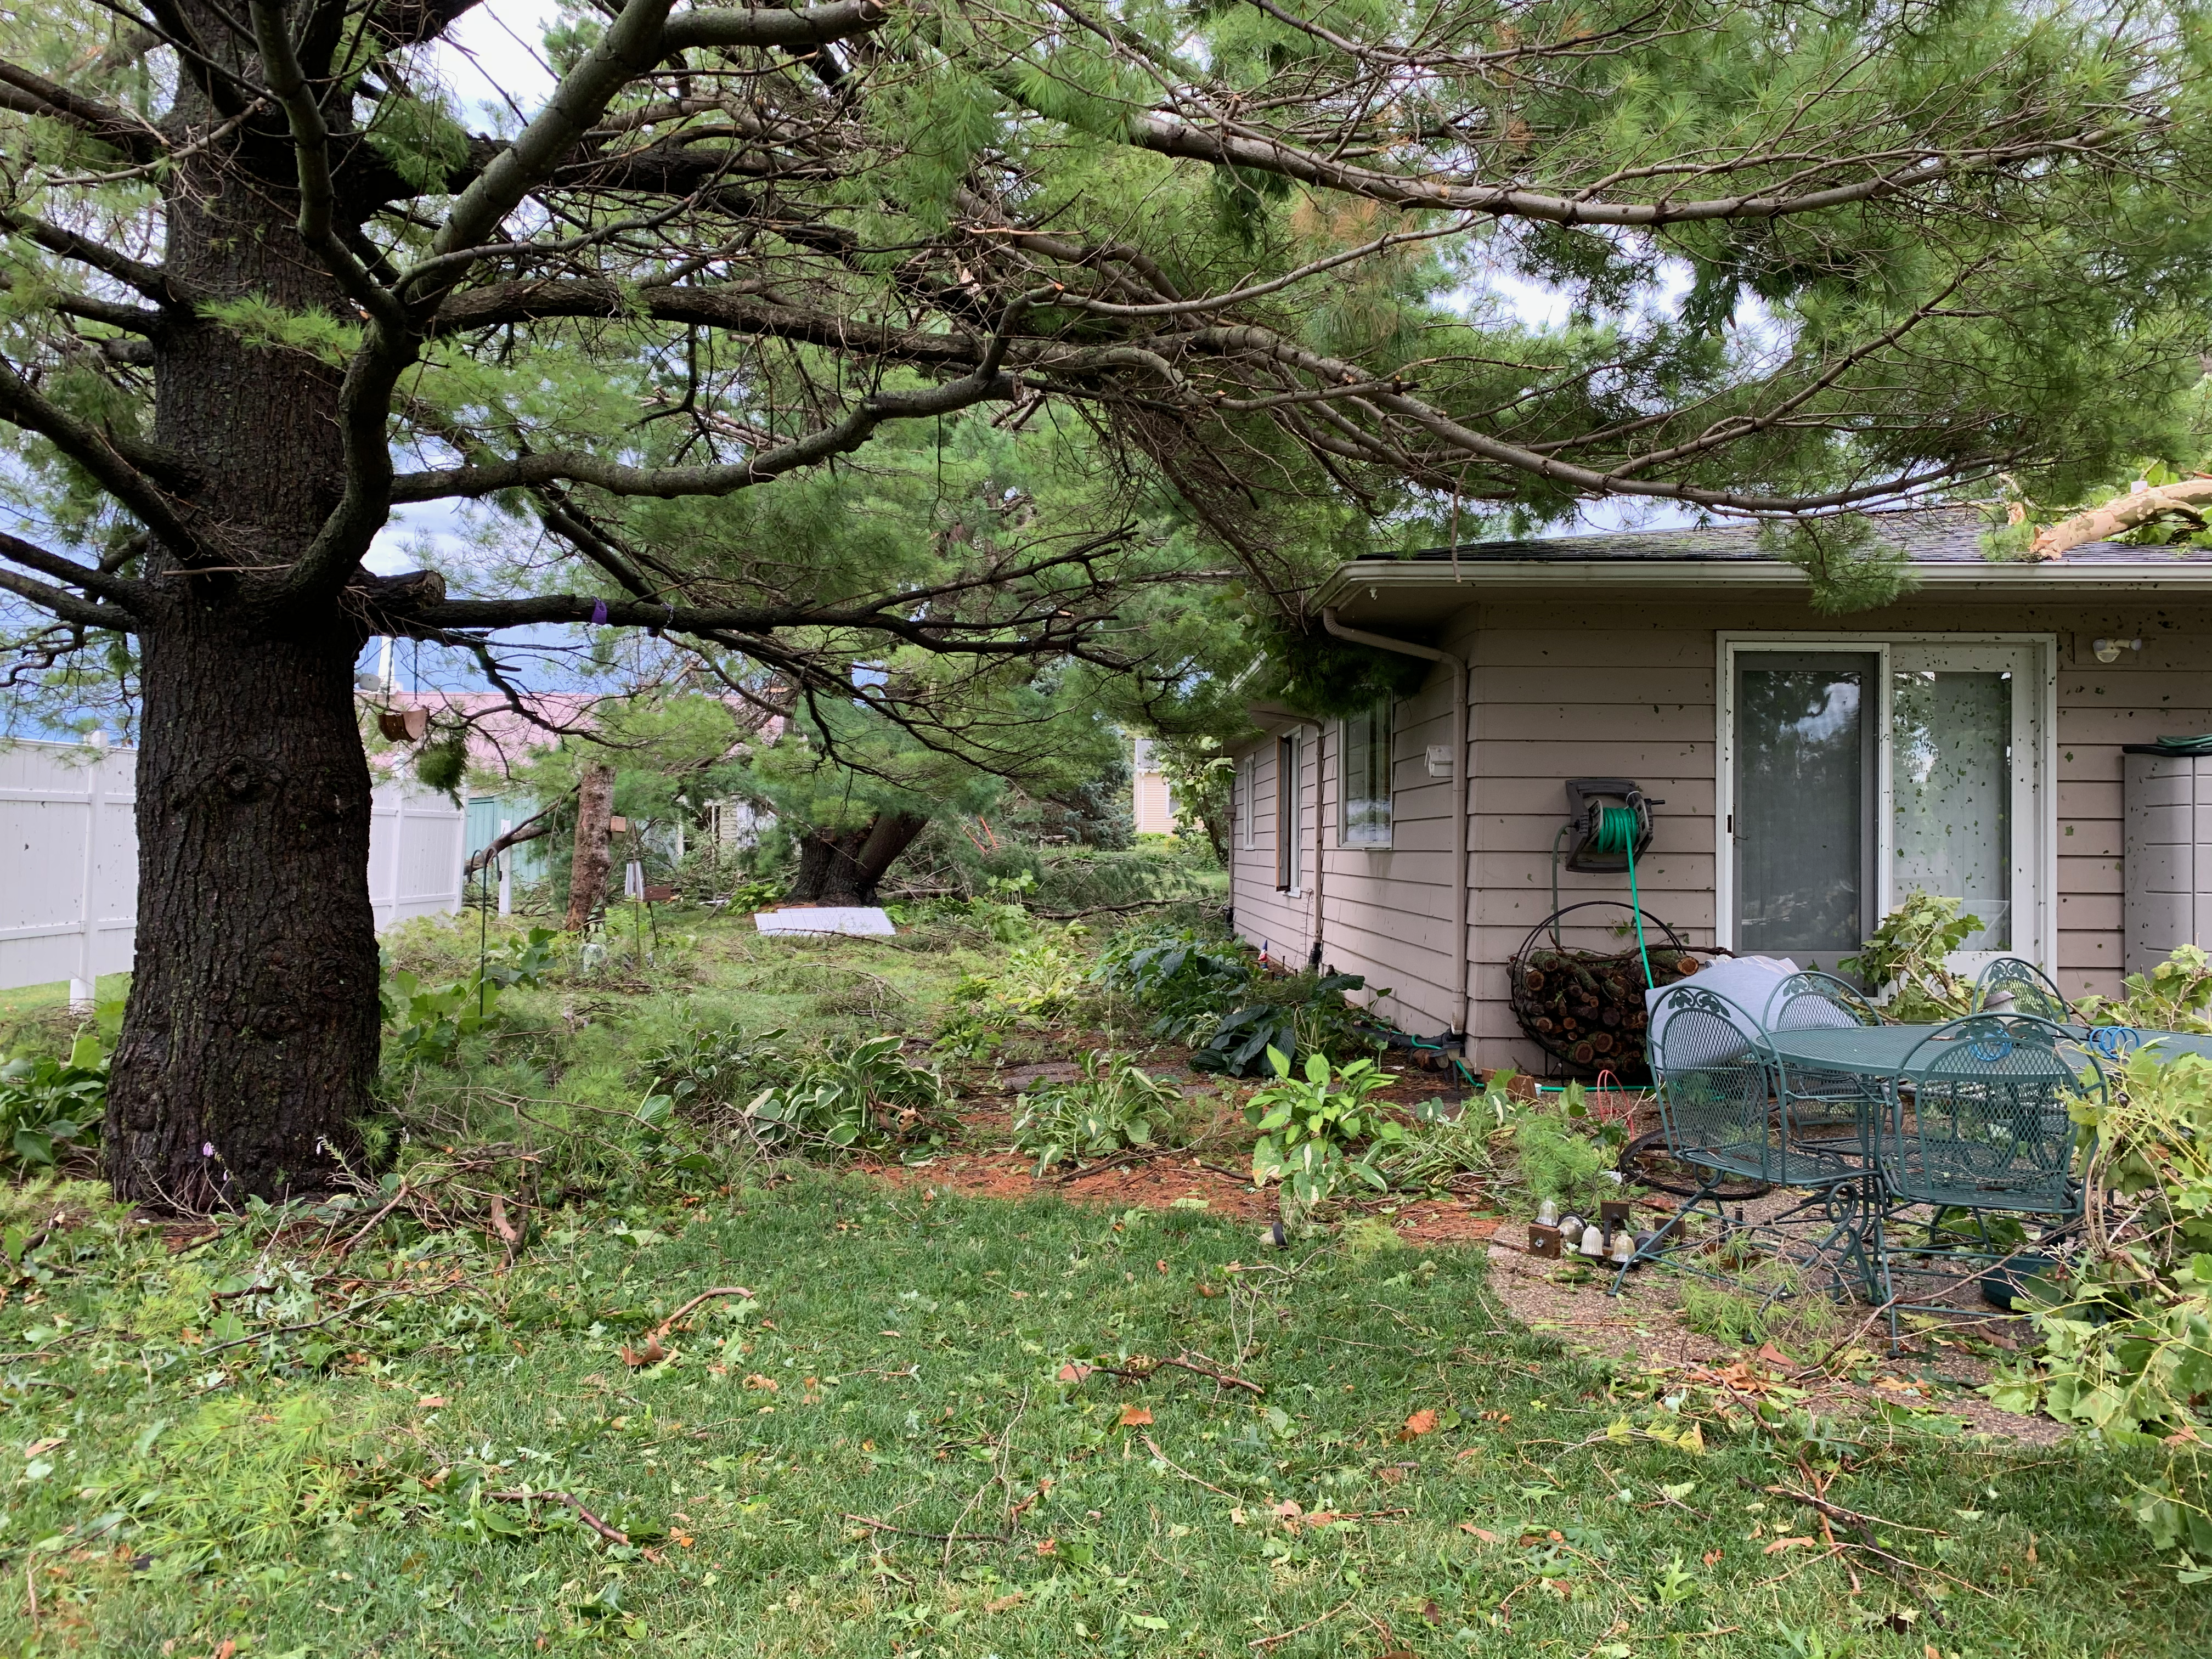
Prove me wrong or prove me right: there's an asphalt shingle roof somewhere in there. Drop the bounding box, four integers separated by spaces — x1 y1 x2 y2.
1400 505 2212 565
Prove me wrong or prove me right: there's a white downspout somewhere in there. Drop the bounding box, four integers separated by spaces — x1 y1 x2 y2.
1321 610 1471 1047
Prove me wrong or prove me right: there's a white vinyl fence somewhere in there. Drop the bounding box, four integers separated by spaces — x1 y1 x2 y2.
0 739 464 994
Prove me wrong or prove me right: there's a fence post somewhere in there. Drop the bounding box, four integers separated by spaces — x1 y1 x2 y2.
69 736 106 1011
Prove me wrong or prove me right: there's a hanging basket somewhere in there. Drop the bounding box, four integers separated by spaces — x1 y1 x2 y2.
377 706 430 743
1507 901 1714 1082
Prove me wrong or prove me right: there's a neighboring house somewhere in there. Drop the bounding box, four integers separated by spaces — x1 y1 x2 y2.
1132 736 1177 836
370 690 602 888
1224 506 2212 1073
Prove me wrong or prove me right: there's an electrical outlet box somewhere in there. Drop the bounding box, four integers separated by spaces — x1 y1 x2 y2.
1425 744 1453 778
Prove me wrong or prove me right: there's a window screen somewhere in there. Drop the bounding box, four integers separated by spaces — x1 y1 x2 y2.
1276 732 1301 890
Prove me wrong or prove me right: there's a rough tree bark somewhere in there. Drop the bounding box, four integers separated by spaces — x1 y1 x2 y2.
787 814 929 906
566 762 617 929
103 27 371 1206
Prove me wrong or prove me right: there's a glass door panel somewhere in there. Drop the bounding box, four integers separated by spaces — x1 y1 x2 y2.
1733 653 1880 967
1891 669 2012 950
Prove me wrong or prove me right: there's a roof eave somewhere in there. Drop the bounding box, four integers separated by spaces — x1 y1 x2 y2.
1317 557 2212 613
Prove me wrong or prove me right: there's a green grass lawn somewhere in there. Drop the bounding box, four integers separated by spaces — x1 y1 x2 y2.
2 905 2204 1655
2 1172 2198 1658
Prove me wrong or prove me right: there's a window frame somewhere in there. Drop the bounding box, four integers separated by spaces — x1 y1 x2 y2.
1339 698 1395 849
1276 731 1302 893
1714 632 2055 971
1237 754 1255 849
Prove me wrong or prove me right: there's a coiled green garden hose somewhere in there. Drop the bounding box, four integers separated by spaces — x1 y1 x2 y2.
1586 804 1655 989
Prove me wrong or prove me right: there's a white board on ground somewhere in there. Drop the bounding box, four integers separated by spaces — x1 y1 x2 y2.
754 906 896 937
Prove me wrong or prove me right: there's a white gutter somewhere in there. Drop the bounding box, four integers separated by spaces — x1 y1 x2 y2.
1321 609 1471 1047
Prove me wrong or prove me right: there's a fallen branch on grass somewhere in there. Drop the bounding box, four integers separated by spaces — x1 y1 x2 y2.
1058 1350 1263 1395
1031 898 1200 919
489 1488 629 1544
1249 1594 1357 1649
647 1285 758 1344
843 1512 1009 1545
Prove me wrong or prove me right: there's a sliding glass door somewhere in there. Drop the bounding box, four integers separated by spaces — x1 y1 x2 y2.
1733 654 1880 968
1725 639 2046 973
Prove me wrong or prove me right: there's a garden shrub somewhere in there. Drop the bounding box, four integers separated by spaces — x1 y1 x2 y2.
1013 1050 1183 1173
740 1035 954 1153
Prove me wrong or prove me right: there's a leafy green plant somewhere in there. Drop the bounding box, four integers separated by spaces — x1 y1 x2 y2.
1982 1049 2212 1565
1013 1051 1183 1174
1842 893 1980 1022
1190 969 1375 1076
934 932 1091 1055
1379 1069 1519 1192
741 1036 953 1153
0 1002 119 1167
381 927 558 1068
2077 943 2212 1034
1246 1048 1404 1209
1094 928 1254 1042
640 1018 788 1114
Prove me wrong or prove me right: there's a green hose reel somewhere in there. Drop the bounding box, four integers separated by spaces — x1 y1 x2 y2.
1559 778 1664 988
1563 777 1656 872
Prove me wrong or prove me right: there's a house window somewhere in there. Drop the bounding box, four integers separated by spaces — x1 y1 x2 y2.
1276 732 1301 891
1238 755 1254 849
1722 637 2047 972
1340 699 1393 847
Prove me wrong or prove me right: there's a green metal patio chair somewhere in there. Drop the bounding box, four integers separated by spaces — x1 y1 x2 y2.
1763 970 1889 1144
1872 1013 2101 1335
1615 987 1868 1297
1972 957 2074 1024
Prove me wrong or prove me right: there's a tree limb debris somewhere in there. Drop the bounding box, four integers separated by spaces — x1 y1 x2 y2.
2030 476 2212 558
1057 1350 1263 1395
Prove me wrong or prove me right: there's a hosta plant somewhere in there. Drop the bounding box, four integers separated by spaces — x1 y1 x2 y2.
742 1037 953 1154
1246 1048 1403 1211
1013 1051 1183 1175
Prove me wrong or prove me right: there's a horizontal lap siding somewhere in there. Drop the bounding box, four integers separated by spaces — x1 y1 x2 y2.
1467 602 1722 1072
2056 624 2212 997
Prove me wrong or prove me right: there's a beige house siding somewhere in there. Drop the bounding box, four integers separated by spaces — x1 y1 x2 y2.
1132 769 1177 836
1228 591 2212 1075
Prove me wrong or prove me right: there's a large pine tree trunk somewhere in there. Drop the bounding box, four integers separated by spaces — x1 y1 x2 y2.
106 611 379 1205
787 814 929 905
104 30 375 1206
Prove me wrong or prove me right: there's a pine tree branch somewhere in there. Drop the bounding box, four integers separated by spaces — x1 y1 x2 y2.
0 526 149 610
0 535 140 630
0 58 166 162
0 211 182 308
0 357 206 551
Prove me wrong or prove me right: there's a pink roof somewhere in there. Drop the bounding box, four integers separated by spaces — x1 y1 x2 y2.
365 691 778 782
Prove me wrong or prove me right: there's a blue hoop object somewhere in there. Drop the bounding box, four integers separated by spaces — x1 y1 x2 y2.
1967 1032 2016 1063
2089 1026 2141 1059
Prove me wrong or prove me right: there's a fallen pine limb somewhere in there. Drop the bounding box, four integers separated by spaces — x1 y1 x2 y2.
489 1488 629 1544
2030 476 2212 559
842 1513 1008 1545
1249 1594 1357 1649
